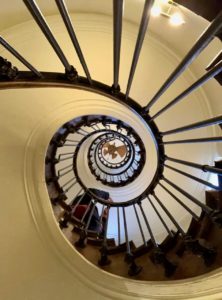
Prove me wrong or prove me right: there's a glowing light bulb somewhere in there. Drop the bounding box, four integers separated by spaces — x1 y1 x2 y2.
170 12 184 26
151 5 161 17
160 0 168 4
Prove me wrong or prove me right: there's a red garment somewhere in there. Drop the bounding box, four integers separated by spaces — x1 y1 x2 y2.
73 205 88 220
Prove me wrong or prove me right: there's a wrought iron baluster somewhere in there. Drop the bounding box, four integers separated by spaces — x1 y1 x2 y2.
113 0 123 91
85 202 97 230
61 176 76 188
163 177 213 215
122 206 142 276
80 200 93 223
164 163 220 190
60 144 77 147
0 36 42 77
147 196 173 237
68 188 83 206
95 123 100 130
97 205 105 235
58 167 73 177
71 189 86 215
206 50 222 70
77 131 87 136
133 204 147 246
55 0 92 83
57 155 73 162
138 201 158 248
165 156 222 175
161 115 222 136
151 192 186 236
159 182 199 220
23 0 75 76
151 61 222 119
162 136 222 145
78 127 89 134
98 206 111 266
63 180 77 193
65 139 79 143
117 207 121 245
122 207 130 254
57 152 74 158
144 10 222 111
126 0 154 98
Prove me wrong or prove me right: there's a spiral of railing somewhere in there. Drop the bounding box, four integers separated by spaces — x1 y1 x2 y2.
0 0 222 280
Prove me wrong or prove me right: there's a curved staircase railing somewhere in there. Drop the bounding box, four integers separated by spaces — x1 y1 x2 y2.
0 0 222 280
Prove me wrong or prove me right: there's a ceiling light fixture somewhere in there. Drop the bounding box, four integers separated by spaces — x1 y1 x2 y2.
151 0 185 26
170 12 185 26
151 5 161 17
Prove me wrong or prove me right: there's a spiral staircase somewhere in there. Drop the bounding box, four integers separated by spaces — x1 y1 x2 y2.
0 0 222 298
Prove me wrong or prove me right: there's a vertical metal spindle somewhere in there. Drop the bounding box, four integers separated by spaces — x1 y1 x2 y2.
71 189 86 215
133 204 147 246
162 136 222 145
81 200 93 223
102 206 110 247
147 196 173 237
23 0 74 73
57 162 73 173
91 125 97 131
65 139 79 143
64 180 77 193
161 115 222 136
165 155 222 175
152 192 186 236
61 176 76 189
206 50 222 70
164 163 220 190
159 182 199 220
163 177 213 214
58 152 75 158
138 202 158 248
77 131 86 136
69 188 83 206
122 207 130 254
57 155 73 162
98 206 111 266
58 167 73 177
113 0 123 90
98 205 105 235
61 144 77 147
0 36 42 77
55 0 92 83
151 61 222 120
79 127 89 134
85 202 97 230
95 123 100 130
144 10 222 111
126 0 154 98
117 207 121 245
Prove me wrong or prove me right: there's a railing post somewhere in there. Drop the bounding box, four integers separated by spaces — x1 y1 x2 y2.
98 205 111 266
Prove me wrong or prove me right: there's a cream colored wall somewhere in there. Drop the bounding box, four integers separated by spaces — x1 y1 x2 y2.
0 8 222 300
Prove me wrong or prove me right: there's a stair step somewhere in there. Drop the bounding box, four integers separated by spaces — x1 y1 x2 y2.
107 241 135 255
159 232 179 253
133 240 153 258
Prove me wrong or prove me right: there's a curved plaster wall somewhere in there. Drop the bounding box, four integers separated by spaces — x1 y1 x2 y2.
0 8 221 300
